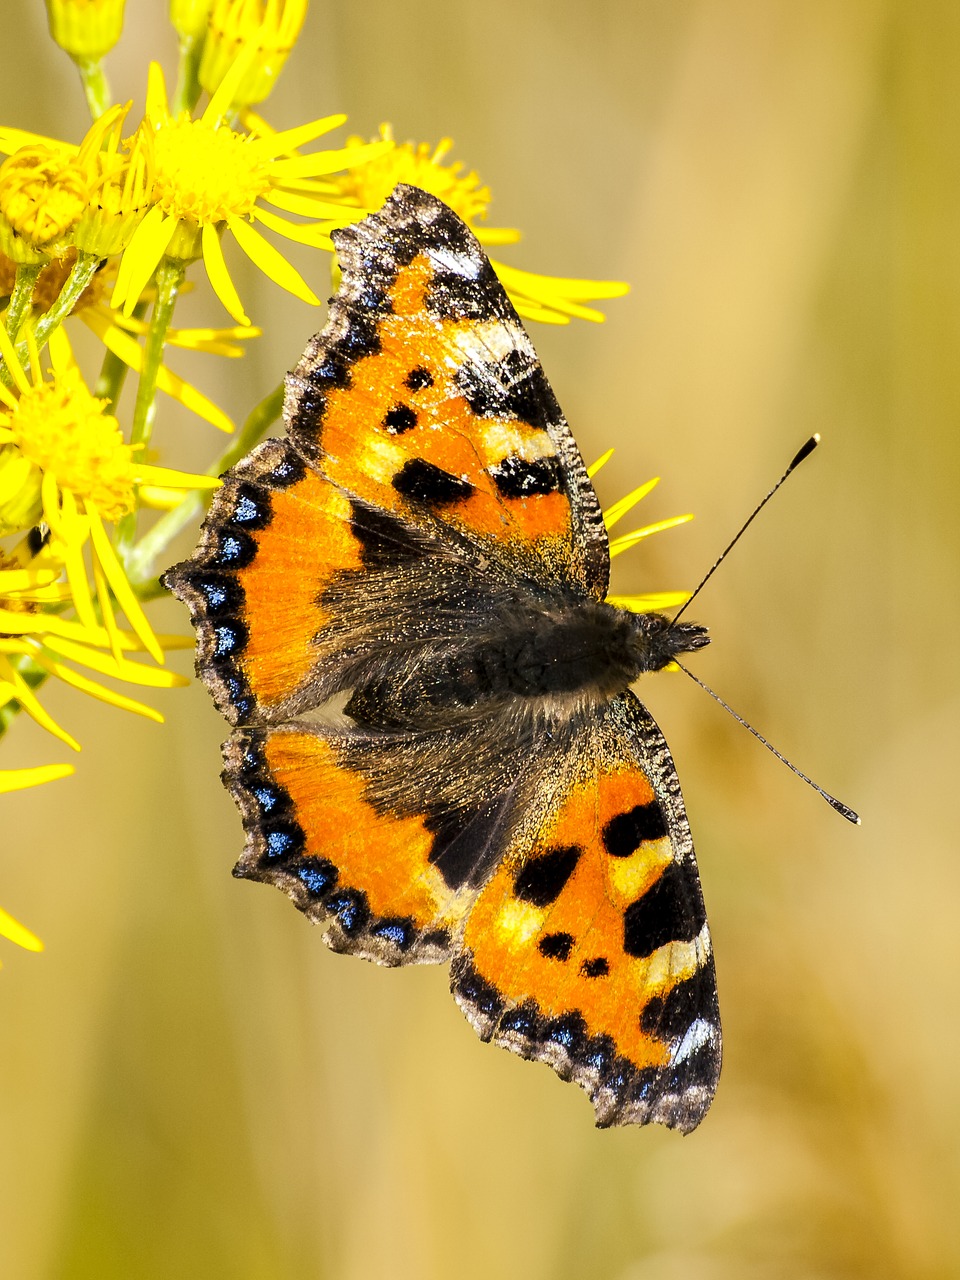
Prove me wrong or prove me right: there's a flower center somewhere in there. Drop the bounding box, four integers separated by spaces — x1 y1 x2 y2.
3 368 136 520
151 118 271 224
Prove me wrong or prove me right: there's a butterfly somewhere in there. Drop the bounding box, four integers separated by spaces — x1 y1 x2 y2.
164 183 721 1132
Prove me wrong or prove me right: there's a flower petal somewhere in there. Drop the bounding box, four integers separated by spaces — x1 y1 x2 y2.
0 763 73 795
0 652 81 750
86 504 164 664
32 652 165 723
251 114 348 157
202 222 250 325
227 216 319 305
112 207 178 316
609 514 693 558
0 905 44 951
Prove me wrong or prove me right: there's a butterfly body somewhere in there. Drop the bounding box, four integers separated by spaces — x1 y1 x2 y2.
166 184 721 1132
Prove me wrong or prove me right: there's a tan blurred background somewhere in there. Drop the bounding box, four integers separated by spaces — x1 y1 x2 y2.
3 1 959 1277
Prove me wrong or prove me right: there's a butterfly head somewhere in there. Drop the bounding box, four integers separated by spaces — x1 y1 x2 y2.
625 611 710 677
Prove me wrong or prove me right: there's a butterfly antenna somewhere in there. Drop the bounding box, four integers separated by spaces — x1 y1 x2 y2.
671 434 820 626
674 659 860 824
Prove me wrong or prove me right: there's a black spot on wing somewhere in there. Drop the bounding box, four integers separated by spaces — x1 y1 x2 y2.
513 845 581 908
404 365 434 391
538 932 575 961
490 455 563 499
580 956 609 979
383 403 418 434
640 965 719 1040
455 349 554 431
392 458 475 507
602 802 668 857
622 862 706 959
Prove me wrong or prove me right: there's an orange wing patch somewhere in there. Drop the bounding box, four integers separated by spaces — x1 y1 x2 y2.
226 726 469 964
463 765 699 1072
297 249 576 564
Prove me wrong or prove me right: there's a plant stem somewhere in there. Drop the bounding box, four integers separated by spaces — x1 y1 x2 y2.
172 34 204 116
75 58 112 120
115 258 185 558
4 264 42 341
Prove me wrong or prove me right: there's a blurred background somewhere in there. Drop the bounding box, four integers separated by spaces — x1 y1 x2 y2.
3 1 959 1277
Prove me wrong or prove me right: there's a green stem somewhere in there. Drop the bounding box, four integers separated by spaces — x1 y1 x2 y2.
172 34 205 116
74 57 112 119
4 263 42 341
27 252 103 353
126 382 284 591
114 258 185 557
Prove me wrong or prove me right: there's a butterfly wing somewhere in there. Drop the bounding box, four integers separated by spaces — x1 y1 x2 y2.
165 184 609 727
452 690 721 1132
286 183 609 599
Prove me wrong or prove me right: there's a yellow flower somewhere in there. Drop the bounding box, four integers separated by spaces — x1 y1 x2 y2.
328 127 629 326
44 0 126 61
112 56 390 325
0 553 192 753
0 249 256 433
0 144 90 262
0 105 152 269
199 0 310 107
170 0 213 39
0 325 218 671
588 449 693 615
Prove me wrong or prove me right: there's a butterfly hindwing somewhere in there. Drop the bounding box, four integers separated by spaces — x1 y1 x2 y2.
452 691 721 1132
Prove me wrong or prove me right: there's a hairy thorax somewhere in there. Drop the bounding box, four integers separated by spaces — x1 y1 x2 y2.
345 599 710 729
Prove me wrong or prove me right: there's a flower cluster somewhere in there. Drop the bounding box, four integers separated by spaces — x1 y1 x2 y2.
2 0 630 962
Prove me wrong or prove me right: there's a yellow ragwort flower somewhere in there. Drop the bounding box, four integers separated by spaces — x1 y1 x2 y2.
0 144 90 263
0 249 256 433
328 128 629 325
0 554 192 755
0 324 218 672
112 54 390 325
45 0 126 62
199 0 309 107
588 449 693 615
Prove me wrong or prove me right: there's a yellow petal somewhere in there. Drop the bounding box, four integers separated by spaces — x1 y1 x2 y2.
86 505 164 664
0 763 73 795
0 322 30 394
271 139 393 179
0 905 44 952
587 449 615 479
228 216 319 305
0 652 80 751
145 60 170 119
609 514 693 558
606 591 690 612
253 206 337 248
202 222 250 325
40 634 189 687
135 463 221 490
603 478 660 530
113 207 178 316
0 568 59 591
253 114 348 157
33 653 164 722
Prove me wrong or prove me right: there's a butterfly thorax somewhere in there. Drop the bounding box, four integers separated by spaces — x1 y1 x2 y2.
344 601 709 728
